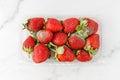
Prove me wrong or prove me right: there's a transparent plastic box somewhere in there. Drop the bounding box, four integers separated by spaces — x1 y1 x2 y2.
19 16 102 65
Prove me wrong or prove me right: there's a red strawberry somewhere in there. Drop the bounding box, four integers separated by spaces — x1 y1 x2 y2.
76 18 98 38
55 46 75 62
84 34 100 55
37 30 53 43
32 44 50 63
23 18 45 32
68 34 85 50
52 32 68 46
76 50 92 62
22 36 35 54
85 18 98 35
46 18 63 32
63 18 79 33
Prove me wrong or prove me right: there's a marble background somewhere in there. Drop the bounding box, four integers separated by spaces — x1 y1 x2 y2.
0 0 120 80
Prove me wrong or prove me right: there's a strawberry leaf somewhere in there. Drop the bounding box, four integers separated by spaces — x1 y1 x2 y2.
23 46 33 54
23 19 29 30
75 18 89 39
76 50 81 55
84 46 91 51
76 18 88 31
76 28 89 39
76 25 83 31
84 46 98 55
89 48 98 55
79 18 88 27
47 44 51 48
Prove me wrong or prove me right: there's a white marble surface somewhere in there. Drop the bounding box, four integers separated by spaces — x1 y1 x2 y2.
0 0 120 80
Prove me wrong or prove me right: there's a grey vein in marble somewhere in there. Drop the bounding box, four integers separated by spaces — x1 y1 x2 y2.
0 0 24 30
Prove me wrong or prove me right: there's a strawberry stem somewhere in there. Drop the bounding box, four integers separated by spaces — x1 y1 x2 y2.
47 42 57 52
30 32 39 44
48 42 57 48
23 20 29 30
49 48 56 53
76 28 89 39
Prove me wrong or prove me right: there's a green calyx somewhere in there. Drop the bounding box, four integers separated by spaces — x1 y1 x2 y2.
76 18 89 39
23 46 33 58
47 42 57 50
84 46 98 55
76 28 89 39
76 50 81 55
23 19 29 30
76 18 88 31
31 32 39 44
55 46 64 61
47 42 64 54
56 46 64 54
47 42 65 61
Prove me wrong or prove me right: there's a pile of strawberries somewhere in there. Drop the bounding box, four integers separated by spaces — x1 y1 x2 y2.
22 17 100 63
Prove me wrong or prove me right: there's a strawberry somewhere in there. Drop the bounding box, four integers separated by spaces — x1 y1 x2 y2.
46 18 63 32
84 34 100 55
47 42 75 62
76 18 98 38
52 32 68 46
22 36 35 54
76 50 92 62
63 18 79 34
68 34 85 50
37 30 53 43
85 18 98 35
55 46 75 62
32 44 50 63
23 18 45 32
